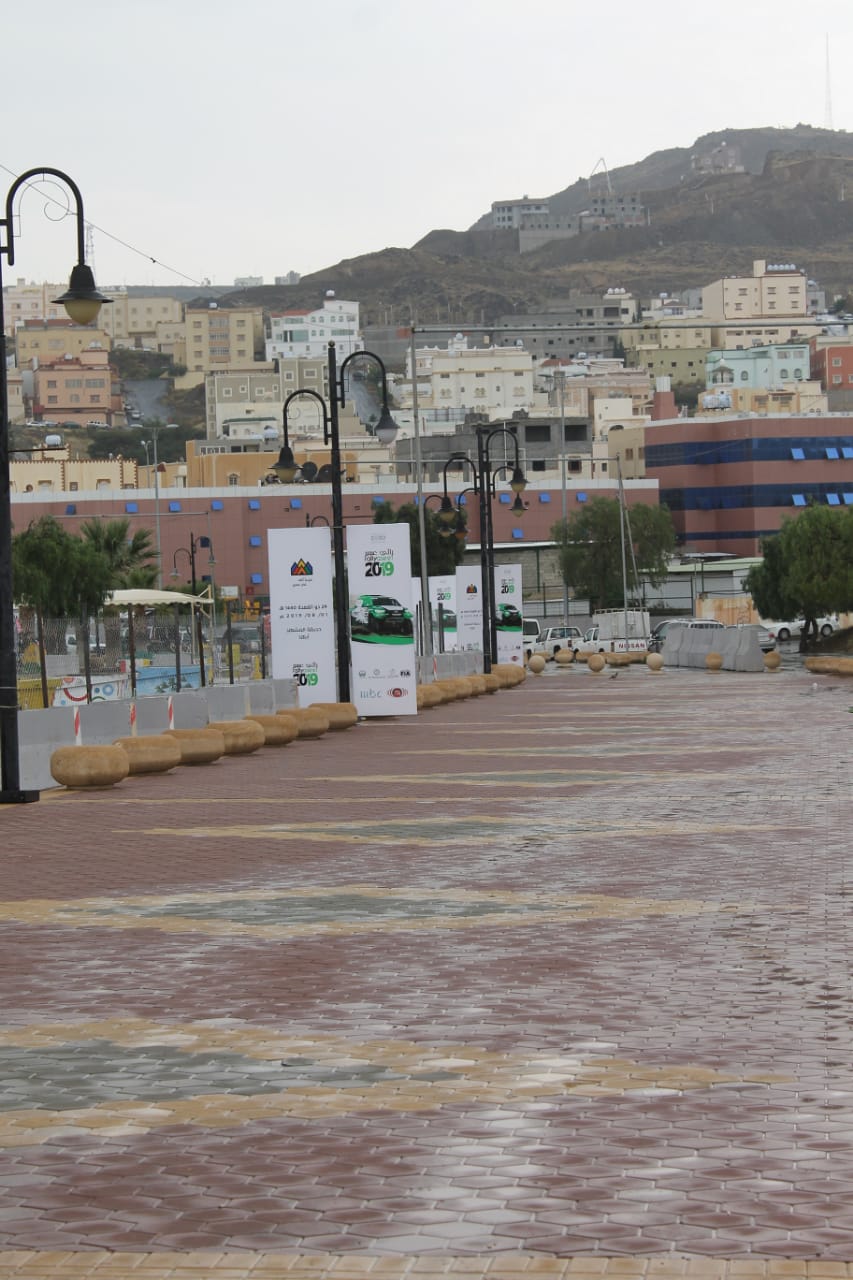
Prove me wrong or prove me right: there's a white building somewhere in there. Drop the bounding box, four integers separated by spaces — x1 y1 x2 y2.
401 336 545 419
266 292 362 362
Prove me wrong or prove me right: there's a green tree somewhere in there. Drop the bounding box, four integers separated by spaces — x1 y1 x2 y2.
552 497 676 612
746 506 853 647
13 517 112 618
373 500 466 576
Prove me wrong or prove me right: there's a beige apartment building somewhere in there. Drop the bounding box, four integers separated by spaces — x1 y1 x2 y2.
2 280 68 336
206 359 362 444
32 349 119 426
702 259 809 322
185 305 264 374
100 292 185 348
15 320 110 369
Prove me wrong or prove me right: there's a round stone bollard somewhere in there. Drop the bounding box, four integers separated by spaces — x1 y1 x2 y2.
587 653 606 675
246 714 299 746
646 652 664 674
209 719 266 755
50 744 129 789
113 735 183 775
763 650 782 673
527 653 546 675
482 673 502 693
165 727 227 765
284 707 331 738
554 648 574 666
311 702 358 730
705 652 723 673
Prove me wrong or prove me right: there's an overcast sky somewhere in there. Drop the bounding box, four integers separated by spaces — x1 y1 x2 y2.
4 0 853 291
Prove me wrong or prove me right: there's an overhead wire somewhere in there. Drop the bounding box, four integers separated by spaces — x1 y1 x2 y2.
0 163 205 286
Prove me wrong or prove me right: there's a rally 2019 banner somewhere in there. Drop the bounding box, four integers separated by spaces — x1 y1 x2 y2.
455 565 482 651
493 562 523 665
268 527 336 706
429 574 458 651
347 523 417 716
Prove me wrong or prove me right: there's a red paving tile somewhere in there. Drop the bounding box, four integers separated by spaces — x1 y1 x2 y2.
3 664 853 1275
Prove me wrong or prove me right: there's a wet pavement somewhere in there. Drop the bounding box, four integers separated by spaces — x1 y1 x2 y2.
2 659 853 1278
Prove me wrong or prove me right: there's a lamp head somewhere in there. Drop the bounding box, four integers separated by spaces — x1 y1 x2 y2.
271 444 299 483
438 494 456 525
450 506 466 542
373 404 399 446
52 263 111 326
511 494 526 519
510 465 527 494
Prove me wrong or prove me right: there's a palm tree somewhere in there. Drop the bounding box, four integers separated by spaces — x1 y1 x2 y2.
79 519 158 661
79 519 157 588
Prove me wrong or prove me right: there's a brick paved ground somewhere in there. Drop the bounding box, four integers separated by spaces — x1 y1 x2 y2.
2 660 853 1278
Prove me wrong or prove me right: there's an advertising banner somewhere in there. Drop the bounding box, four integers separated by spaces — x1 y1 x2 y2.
455 565 483 651
493 561 523 665
268 527 336 706
429 574 458 651
347 523 417 716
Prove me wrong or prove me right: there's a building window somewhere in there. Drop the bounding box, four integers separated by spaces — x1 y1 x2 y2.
832 358 842 367
228 473 239 485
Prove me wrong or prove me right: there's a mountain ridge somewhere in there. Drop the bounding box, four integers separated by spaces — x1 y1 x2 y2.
220 126 853 324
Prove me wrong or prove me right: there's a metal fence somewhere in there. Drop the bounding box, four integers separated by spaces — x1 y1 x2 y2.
14 606 269 708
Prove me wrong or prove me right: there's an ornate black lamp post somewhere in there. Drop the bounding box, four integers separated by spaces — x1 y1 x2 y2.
0 169 110 803
272 341 398 702
441 430 526 673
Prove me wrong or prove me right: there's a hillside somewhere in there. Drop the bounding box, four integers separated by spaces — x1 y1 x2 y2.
220 127 853 324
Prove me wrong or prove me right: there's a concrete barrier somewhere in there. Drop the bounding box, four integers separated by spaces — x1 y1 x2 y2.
16 678 299 792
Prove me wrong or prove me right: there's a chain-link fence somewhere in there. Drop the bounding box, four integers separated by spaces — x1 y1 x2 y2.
14 607 270 708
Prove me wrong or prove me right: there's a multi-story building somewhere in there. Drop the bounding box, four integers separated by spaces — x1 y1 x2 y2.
266 294 361 363
810 342 853 409
1 279 68 336
184 303 264 374
100 291 185 349
702 260 809 323
706 343 811 389
32 349 118 426
205 360 361 445
609 405 853 555
15 320 110 369
491 197 549 229
402 337 542 419
495 290 638 361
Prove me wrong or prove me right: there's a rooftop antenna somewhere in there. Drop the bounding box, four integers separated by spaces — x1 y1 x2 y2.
825 33 834 131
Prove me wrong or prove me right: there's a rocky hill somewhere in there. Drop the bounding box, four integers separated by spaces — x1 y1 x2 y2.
220 127 853 324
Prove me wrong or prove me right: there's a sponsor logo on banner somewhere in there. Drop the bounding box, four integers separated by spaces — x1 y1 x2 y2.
290 558 313 576
347 523 417 717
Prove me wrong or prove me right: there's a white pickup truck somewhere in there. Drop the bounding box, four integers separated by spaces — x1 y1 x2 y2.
573 609 650 655
539 625 584 655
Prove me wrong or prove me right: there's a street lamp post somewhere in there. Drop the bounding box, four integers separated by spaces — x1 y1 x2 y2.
441 430 525 674
0 168 109 804
141 427 163 588
274 341 398 703
171 533 213 688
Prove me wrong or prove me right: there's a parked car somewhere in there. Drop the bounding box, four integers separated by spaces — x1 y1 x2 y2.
762 616 838 642
522 618 541 642
350 594 413 637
